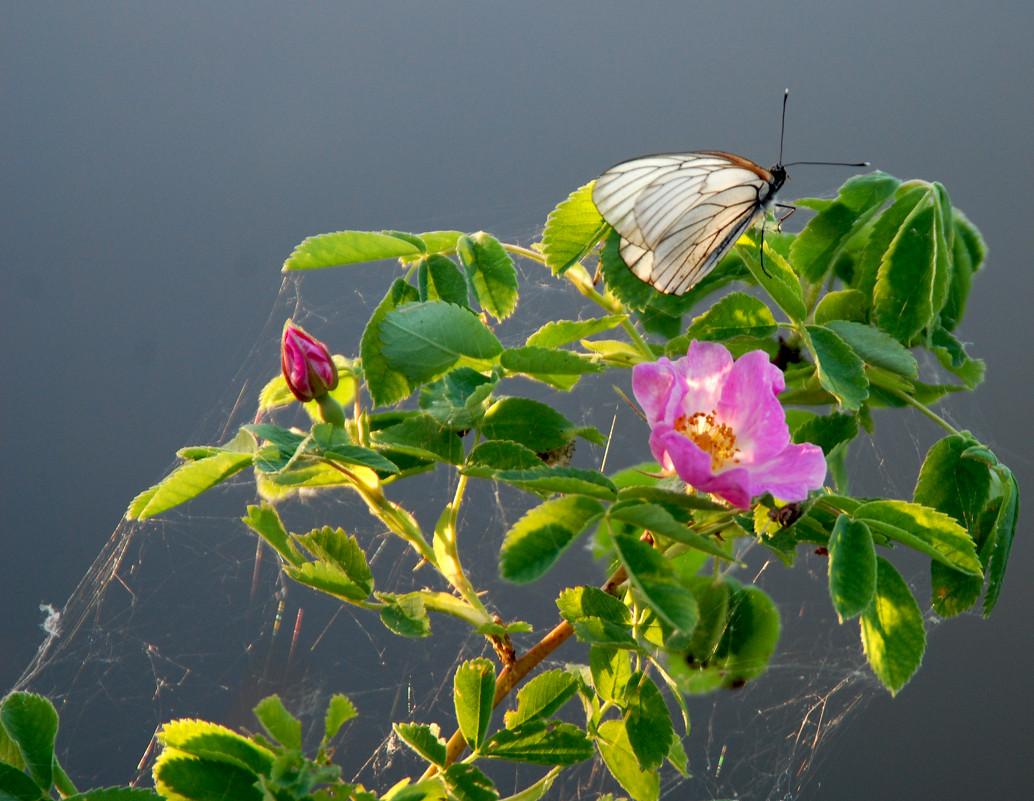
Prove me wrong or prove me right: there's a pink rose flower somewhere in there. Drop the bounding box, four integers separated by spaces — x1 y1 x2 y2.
632 341 827 508
281 321 339 402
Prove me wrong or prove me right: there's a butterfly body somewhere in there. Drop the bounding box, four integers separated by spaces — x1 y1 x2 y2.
592 150 787 295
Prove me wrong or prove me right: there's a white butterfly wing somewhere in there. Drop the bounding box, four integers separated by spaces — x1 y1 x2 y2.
592 152 776 295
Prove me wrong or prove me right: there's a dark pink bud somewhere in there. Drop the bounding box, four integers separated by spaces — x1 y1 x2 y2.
281 321 339 402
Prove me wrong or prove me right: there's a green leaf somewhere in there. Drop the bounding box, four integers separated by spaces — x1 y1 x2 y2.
915 434 992 617
371 414 464 465
827 515 877 621
383 780 449 801
127 451 253 519
928 325 985 389
871 182 952 343
464 465 618 501
499 496 605 583
813 288 869 324
419 368 498 431
855 499 981 576
286 561 373 603
526 316 626 348
252 695 301 751
541 181 607 275
612 534 698 632
625 675 674 771
557 586 632 627
500 346 603 391
418 254 470 307
557 585 638 649
0 762 46 801
595 719 659 801
791 171 901 283
503 670 579 729
823 320 918 378
790 411 859 456
1 693 57 790
153 756 262 801
739 234 807 323
607 501 731 560
715 585 781 687
681 578 732 669
480 397 584 453
805 324 869 410
309 424 402 474
157 718 276 774
466 440 545 471
457 232 519 321
418 230 465 254
294 527 373 596
455 658 496 752
360 279 421 406
394 723 447 767
242 504 305 567
443 763 497 801
941 209 987 330
380 300 503 384
860 557 926 695
686 292 778 341
482 720 593 766
983 465 1019 616
495 767 561 801
377 592 432 638
66 788 159 800
282 230 422 271
323 694 357 742
590 646 633 704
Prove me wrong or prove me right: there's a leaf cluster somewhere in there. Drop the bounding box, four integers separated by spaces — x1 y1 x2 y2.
47 168 1016 801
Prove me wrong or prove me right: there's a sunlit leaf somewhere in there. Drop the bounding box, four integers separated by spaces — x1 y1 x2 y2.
283 230 422 271
394 722 447 767
380 300 503 384
360 279 420 406
127 451 253 519
595 719 659 801
482 720 593 766
253 695 301 750
612 534 698 632
805 324 868 410
686 292 777 341
457 232 519 321
860 557 925 695
541 181 607 275
503 670 579 729
1 692 57 790
455 658 496 752
500 496 605 583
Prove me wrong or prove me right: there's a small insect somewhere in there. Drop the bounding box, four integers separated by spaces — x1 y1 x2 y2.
592 90 866 294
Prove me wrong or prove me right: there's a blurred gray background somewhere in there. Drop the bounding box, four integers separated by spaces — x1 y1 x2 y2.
3 3 1032 799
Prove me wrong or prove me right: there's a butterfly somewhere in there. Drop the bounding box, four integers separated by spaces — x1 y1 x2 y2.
591 92 865 295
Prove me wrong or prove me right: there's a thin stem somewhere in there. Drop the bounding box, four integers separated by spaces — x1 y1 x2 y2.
433 471 492 618
884 386 961 436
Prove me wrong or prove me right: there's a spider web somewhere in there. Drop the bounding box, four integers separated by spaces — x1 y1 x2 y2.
13 256 961 800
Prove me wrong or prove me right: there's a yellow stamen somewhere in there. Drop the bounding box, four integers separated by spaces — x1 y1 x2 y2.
674 410 740 471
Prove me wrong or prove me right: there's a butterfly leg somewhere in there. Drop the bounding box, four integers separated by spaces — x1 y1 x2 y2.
775 203 796 231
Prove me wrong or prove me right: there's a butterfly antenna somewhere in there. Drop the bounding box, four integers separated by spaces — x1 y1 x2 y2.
779 88 789 166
